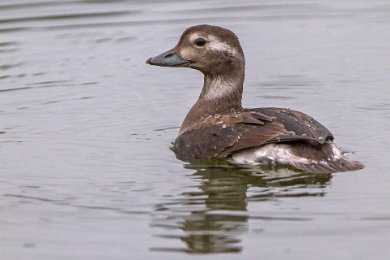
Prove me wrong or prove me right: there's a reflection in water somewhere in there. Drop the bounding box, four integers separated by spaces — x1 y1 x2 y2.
151 165 331 253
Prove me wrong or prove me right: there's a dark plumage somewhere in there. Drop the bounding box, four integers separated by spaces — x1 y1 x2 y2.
147 24 364 173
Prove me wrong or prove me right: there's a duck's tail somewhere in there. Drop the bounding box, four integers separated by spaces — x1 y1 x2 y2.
289 157 364 174
231 141 364 174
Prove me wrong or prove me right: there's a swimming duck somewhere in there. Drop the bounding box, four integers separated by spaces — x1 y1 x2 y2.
146 24 364 173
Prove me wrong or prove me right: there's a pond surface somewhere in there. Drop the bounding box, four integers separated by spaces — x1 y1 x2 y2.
1 0 390 259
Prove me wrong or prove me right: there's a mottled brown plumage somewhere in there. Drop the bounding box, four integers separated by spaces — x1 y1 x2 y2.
173 108 332 161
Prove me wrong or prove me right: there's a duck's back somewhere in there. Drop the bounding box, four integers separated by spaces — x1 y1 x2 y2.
173 108 363 173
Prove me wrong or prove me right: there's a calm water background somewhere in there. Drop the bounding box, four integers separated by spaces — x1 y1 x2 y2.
1 0 389 259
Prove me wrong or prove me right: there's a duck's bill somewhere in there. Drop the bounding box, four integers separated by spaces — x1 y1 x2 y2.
146 49 190 67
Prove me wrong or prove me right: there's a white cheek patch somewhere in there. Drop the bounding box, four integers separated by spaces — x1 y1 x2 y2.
208 35 238 56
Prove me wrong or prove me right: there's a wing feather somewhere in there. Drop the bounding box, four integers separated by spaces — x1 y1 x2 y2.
173 109 333 162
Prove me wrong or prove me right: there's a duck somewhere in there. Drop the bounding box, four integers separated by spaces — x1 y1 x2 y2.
146 24 364 173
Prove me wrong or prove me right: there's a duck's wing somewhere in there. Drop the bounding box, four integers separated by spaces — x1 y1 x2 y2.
173 109 333 161
251 107 334 144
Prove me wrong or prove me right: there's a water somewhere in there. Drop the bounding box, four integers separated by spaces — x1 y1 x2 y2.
1 0 389 259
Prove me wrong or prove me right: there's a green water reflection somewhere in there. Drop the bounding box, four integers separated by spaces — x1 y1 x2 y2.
151 165 331 253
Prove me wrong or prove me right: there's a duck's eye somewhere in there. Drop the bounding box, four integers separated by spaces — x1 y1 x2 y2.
194 38 206 47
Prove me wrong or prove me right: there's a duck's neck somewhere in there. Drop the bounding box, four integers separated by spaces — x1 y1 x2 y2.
180 68 244 133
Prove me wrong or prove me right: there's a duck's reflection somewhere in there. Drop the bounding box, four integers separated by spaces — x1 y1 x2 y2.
151 164 332 254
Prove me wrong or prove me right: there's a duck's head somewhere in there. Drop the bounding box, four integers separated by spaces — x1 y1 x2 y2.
146 25 245 76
